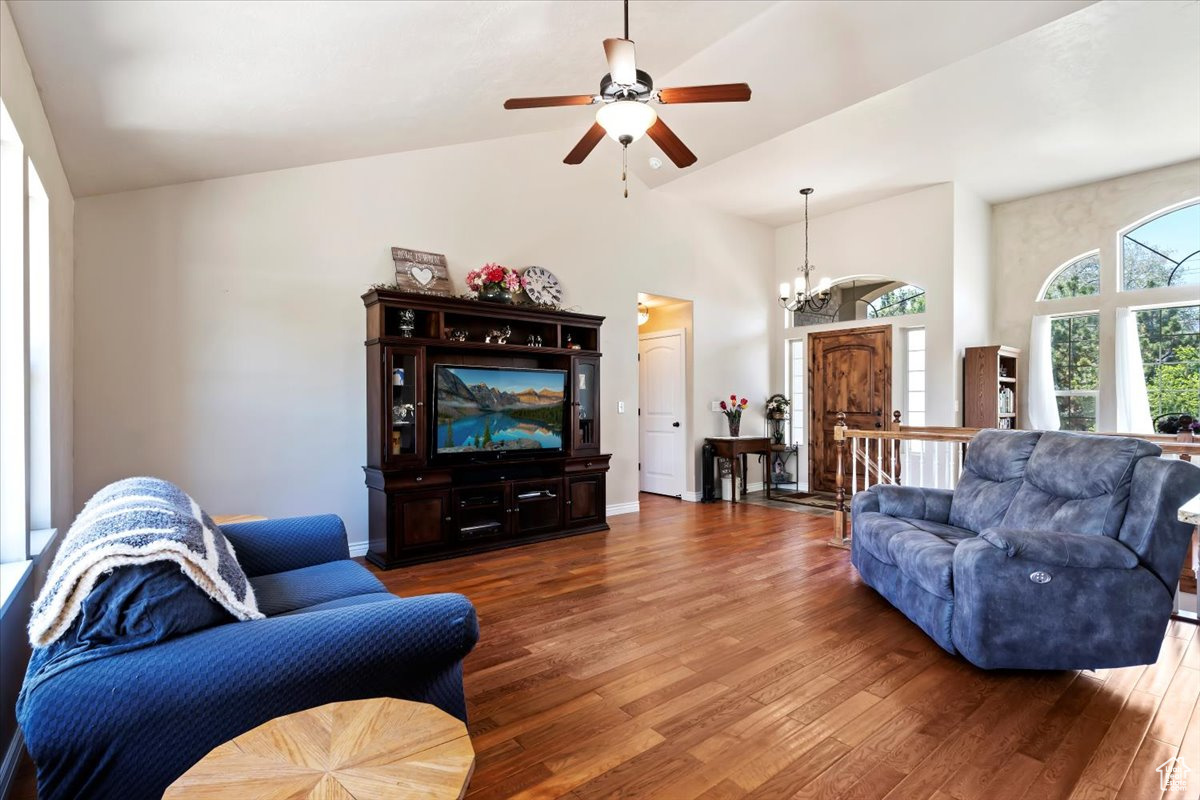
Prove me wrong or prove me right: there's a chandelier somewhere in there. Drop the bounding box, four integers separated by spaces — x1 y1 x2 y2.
778 188 832 314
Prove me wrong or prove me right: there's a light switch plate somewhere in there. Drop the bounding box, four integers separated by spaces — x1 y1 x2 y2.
618 401 625 413
711 401 721 412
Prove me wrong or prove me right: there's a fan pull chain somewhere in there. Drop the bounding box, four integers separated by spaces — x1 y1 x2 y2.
622 144 629 198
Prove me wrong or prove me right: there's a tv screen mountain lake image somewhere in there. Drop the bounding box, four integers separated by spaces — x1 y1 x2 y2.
435 366 565 453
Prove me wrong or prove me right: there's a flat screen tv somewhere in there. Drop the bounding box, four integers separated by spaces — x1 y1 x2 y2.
433 365 566 457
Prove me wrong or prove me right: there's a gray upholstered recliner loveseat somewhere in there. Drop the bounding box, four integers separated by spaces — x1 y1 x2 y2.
851 429 1200 670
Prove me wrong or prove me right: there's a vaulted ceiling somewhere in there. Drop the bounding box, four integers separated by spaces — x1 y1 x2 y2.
9 0 1199 223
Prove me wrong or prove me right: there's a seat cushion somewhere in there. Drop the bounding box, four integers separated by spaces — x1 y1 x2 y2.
1002 432 1161 538
274 591 398 617
854 512 974 562
250 560 387 616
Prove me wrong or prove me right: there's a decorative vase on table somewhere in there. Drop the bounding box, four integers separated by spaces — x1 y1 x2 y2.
720 394 749 437
466 263 524 304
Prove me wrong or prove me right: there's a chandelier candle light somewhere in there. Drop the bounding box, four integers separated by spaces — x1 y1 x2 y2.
779 188 832 314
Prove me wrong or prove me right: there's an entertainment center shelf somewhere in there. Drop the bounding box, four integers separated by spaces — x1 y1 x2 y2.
362 289 610 569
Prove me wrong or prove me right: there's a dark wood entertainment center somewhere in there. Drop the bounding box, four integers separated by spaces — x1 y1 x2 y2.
362 289 610 569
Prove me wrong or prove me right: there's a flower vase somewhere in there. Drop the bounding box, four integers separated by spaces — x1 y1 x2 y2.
478 283 512 304
727 416 741 437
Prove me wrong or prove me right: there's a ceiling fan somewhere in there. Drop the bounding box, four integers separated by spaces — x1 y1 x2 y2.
503 0 751 195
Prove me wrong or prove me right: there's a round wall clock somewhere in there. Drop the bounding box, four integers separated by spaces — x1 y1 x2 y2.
522 266 563 305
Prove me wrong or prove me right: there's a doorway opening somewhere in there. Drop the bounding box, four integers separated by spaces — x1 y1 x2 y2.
637 292 693 499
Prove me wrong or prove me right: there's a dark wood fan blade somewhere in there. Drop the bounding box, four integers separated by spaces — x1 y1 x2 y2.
564 123 607 165
646 118 697 168
504 95 596 110
657 83 752 104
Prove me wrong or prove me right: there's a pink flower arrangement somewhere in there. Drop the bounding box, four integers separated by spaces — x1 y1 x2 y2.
466 263 524 293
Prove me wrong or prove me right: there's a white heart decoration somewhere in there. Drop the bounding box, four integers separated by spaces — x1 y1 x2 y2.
410 266 434 287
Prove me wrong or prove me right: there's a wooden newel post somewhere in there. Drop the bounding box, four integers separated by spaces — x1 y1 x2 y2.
830 411 851 549
892 410 902 486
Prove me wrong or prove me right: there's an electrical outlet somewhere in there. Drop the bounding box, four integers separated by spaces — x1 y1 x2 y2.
618 401 625 413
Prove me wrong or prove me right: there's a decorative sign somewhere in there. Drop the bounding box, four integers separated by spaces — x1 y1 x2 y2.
391 247 452 295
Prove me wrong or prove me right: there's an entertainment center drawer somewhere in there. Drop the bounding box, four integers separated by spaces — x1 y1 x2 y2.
565 455 611 474
392 469 452 489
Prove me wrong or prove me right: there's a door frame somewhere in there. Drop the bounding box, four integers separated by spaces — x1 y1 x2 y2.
807 324 893 493
638 327 688 498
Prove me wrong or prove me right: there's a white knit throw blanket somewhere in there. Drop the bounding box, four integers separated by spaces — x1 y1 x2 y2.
28 477 263 648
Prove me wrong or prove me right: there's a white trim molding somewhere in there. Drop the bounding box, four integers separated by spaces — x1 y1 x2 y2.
348 541 369 558
0 730 24 800
606 501 640 517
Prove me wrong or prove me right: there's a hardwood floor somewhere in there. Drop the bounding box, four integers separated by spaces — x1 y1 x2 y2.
10 494 1198 798
373 494 1199 800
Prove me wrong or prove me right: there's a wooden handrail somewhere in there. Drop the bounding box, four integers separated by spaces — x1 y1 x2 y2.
829 411 1198 550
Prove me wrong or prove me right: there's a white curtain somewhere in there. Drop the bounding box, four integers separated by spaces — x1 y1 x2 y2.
1115 307 1154 433
1027 314 1060 431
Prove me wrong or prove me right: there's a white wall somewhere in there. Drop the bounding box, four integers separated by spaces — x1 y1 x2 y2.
952 184 993 401
0 0 72 533
73 131 773 548
991 159 1200 430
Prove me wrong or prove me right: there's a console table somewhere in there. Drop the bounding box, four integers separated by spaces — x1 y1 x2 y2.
705 436 771 504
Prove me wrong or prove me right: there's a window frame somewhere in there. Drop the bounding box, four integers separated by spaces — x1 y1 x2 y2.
1119 199 1200 292
1038 251 1101 301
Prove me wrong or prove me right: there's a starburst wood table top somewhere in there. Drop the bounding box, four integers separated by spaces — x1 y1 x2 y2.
164 698 474 799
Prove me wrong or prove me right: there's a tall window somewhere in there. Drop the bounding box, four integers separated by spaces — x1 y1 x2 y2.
905 328 926 428
0 100 52 566
1122 202 1199 290
1041 253 1100 299
1136 304 1200 424
1051 313 1100 431
1 101 27 564
788 339 805 447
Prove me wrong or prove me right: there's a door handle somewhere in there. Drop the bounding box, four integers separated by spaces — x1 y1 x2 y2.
875 422 883 429
672 421 680 428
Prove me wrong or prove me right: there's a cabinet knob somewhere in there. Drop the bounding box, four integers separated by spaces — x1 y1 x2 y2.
586 462 593 467
444 516 451 522
416 401 425 407
415 475 423 482
566 500 572 505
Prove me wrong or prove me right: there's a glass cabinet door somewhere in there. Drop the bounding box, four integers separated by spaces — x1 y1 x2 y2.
572 356 600 453
386 347 424 463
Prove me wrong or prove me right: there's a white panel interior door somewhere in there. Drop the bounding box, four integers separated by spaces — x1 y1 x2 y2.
639 329 686 497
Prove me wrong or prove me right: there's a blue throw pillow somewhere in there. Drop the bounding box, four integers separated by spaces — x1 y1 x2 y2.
21 562 233 697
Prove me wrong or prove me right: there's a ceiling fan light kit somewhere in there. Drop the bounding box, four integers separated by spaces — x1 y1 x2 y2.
503 0 751 196
596 100 657 144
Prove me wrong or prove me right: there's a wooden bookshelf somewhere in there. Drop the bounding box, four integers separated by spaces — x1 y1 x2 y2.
963 345 1021 429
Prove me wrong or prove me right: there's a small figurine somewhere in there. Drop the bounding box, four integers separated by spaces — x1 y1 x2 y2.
397 308 416 338
485 325 512 344
527 334 543 347
446 328 468 342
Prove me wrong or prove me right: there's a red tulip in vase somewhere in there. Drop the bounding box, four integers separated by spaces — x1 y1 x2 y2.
719 395 749 437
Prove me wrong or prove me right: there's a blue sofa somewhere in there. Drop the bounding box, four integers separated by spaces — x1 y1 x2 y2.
17 514 479 800
851 429 1200 670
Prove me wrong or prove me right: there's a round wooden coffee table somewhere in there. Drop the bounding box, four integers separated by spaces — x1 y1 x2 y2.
164 697 475 799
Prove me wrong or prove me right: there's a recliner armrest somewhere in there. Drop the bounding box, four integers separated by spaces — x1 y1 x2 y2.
873 485 954 523
978 527 1138 569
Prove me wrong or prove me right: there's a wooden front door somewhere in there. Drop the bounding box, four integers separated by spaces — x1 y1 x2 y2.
808 326 892 492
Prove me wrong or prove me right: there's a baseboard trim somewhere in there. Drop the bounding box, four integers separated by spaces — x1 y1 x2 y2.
348 542 369 558
606 501 640 517
0 730 24 800
681 491 703 503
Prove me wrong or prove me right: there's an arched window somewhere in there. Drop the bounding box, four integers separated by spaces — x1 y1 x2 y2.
1122 201 1199 290
1040 253 1100 300
866 284 926 318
